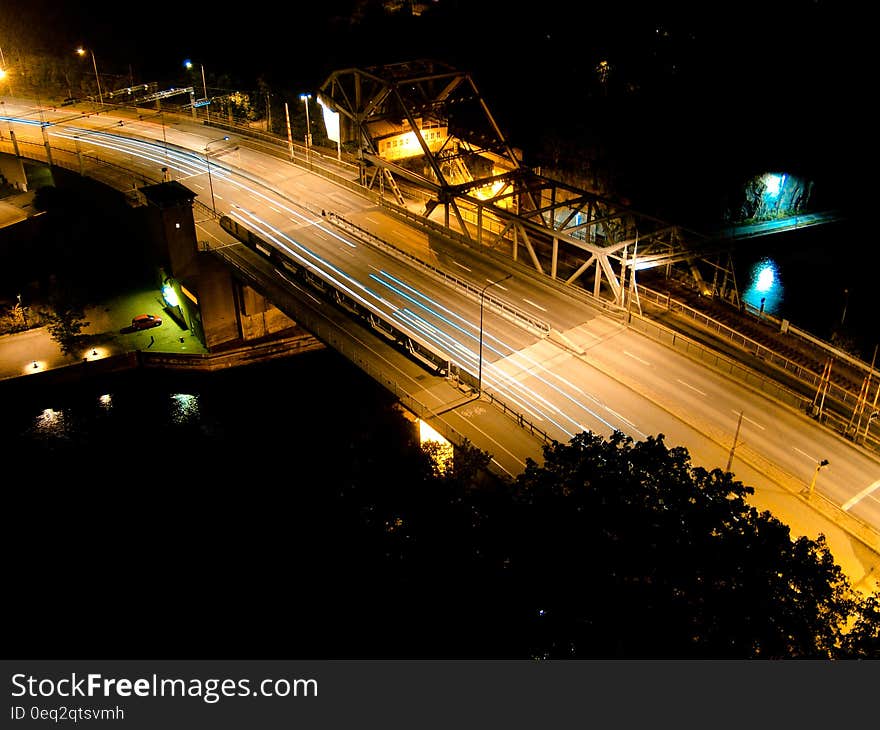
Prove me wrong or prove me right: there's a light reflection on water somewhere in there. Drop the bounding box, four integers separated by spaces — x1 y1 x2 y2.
33 407 71 438
170 393 200 424
742 257 783 316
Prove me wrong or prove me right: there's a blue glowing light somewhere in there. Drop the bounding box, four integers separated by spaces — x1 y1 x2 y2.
743 257 783 315
755 264 775 293
764 174 781 197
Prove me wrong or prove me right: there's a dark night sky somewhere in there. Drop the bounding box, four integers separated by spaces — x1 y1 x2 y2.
0 0 865 221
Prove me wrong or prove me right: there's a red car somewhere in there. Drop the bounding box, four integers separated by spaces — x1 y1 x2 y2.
131 314 162 330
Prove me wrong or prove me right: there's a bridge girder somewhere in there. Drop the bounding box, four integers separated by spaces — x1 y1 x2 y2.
317 60 738 306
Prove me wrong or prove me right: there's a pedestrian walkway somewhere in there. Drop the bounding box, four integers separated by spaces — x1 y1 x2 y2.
0 286 206 383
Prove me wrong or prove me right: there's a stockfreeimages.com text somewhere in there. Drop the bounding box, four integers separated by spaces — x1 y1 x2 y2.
10 674 318 704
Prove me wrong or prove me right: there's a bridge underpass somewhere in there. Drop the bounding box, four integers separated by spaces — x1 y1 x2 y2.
1 89 878 586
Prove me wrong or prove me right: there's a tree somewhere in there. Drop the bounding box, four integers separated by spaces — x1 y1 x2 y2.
45 275 89 357
503 430 876 658
840 594 880 658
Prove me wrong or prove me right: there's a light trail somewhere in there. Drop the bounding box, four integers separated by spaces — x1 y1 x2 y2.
370 270 623 437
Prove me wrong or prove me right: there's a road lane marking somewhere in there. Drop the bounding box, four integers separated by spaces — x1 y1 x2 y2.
606 408 641 433
676 379 706 396
487 279 508 291
490 457 514 477
448 413 527 470
269 206 281 213
451 260 472 272
624 350 651 366
793 447 816 461
841 479 880 511
732 410 766 430
523 298 547 312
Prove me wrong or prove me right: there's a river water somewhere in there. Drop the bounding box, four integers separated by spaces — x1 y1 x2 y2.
731 218 876 361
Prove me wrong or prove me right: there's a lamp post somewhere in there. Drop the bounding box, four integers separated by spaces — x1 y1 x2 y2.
300 93 311 162
76 47 103 108
477 273 513 394
205 136 229 214
803 458 830 499
185 60 210 121
200 64 210 122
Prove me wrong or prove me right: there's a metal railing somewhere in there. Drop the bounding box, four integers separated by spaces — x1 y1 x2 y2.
626 310 880 454
636 283 870 411
327 212 550 336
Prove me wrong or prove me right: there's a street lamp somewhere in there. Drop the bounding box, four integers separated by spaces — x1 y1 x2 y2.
477 273 513 394
803 458 830 499
185 60 210 122
205 136 229 214
76 47 103 107
300 93 312 161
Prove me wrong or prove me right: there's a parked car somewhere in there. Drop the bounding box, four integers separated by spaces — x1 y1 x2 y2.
131 314 162 330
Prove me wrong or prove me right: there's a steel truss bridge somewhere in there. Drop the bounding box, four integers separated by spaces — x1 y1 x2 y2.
318 59 740 311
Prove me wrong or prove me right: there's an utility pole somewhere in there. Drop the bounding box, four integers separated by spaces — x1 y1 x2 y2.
284 102 294 161
726 410 744 473
854 343 878 439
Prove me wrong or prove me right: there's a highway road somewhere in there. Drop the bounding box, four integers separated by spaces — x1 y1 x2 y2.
2 98 878 561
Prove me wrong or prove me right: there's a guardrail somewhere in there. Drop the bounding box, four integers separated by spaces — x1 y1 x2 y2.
636 282 869 412
376 199 626 320
326 212 551 336
626 310 880 454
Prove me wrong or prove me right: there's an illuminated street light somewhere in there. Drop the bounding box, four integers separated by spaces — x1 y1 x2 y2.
300 93 312 162
205 136 230 214
477 273 513 395
803 458 830 499
0 45 11 95
76 47 103 107
185 59 210 122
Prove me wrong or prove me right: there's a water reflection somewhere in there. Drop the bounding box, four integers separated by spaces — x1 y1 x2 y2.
170 393 200 424
742 257 783 316
33 407 70 438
